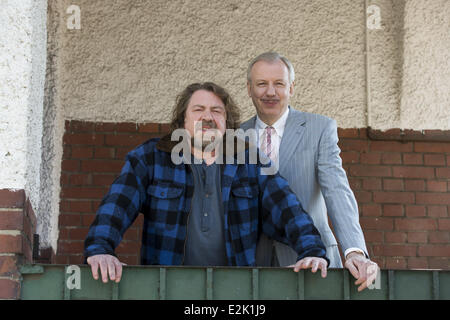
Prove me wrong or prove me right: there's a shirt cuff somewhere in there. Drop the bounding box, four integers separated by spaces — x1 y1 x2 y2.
344 247 365 259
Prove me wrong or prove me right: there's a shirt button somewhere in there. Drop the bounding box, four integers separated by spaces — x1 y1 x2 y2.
204 213 208 217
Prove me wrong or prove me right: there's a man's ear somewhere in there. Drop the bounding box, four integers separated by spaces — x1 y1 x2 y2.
289 81 295 97
247 81 252 97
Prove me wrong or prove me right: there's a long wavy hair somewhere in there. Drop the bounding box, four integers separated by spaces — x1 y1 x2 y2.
170 82 241 131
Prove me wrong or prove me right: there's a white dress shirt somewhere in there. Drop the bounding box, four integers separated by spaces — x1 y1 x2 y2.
255 107 364 260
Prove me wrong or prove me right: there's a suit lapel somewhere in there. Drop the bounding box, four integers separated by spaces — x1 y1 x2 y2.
279 108 307 173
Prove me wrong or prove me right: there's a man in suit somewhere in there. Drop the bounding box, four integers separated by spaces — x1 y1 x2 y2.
241 52 378 291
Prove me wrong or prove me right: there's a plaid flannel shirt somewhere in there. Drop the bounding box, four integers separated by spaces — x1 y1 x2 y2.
84 135 328 266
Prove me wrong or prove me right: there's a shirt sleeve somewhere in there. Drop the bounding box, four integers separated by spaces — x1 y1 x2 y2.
84 150 151 259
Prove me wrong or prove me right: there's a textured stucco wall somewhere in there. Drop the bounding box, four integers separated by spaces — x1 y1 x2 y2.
58 0 367 127
400 0 450 129
0 0 47 212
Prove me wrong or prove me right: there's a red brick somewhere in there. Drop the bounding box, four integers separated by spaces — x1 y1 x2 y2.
383 205 404 217
436 168 450 178
94 123 116 132
403 153 423 165
71 121 95 132
71 146 93 159
160 123 171 133
64 120 71 132
404 179 425 191
370 141 413 152
123 227 139 241
385 257 407 269
338 128 359 138
0 210 23 230
62 145 71 159
117 255 139 266
385 231 407 243
63 133 105 146
405 205 426 217
429 258 450 269
139 123 160 133
360 153 381 165
395 218 437 231
381 153 402 165
116 147 134 160
338 140 369 152
54 255 69 264
429 231 450 244
362 178 381 190
360 217 394 230
67 255 85 265
373 192 415 204
58 214 81 227
0 279 20 299
354 191 372 203
94 147 115 159
416 193 450 205
0 256 19 277
381 244 417 257
363 230 383 242
392 166 435 179
428 206 448 217
407 232 428 243
447 155 450 165
81 160 124 173
383 179 403 191
116 123 138 132
61 159 80 172
418 245 450 257
69 228 89 240
407 257 428 269
92 174 116 186
340 151 359 164
0 235 22 253
350 165 392 177
0 189 25 208
361 204 382 217
69 201 93 213
60 173 69 186
81 214 96 226
57 241 84 254
105 134 149 147
438 219 450 230
61 187 107 199
427 181 447 192
348 178 361 191
424 154 446 166
415 142 450 153
58 228 70 240
69 174 91 186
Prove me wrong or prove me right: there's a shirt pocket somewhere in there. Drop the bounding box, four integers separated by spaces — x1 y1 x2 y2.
230 183 259 233
147 181 184 230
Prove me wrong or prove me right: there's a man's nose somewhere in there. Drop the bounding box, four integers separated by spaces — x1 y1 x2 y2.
266 84 276 96
201 109 213 121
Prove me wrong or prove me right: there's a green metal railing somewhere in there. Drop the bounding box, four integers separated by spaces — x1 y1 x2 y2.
19 264 449 300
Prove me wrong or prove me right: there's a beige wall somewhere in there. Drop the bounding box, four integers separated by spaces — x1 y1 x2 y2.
54 0 449 130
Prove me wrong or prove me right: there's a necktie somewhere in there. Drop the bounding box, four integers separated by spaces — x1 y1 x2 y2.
261 126 275 161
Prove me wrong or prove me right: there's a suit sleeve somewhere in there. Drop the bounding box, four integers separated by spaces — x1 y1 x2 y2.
317 119 368 257
84 150 151 259
257 166 329 265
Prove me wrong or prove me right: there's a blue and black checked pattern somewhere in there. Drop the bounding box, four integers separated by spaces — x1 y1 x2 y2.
84 137 328 266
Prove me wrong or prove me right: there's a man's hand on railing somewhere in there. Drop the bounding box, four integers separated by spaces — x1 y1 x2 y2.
289 257 328 278
87 254 126 283
344 252 379 292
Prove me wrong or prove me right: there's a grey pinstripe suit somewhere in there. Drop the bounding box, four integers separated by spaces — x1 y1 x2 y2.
241 107 368 268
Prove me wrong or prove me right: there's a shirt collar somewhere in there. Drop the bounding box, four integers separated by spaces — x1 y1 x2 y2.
255 106 290 137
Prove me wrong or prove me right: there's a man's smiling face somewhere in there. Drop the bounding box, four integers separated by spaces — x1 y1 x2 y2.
247 59 294 125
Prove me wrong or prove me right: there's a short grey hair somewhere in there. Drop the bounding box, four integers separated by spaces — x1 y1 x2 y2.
247 51 295 84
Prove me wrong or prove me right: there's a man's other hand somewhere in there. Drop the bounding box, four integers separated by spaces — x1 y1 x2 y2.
87 254 126 283
290 257 328 278
345 252 379 292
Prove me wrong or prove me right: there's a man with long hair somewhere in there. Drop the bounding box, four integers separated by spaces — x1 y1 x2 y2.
84 82 328 283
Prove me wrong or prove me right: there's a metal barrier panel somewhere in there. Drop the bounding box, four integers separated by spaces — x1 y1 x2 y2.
19 265 449 300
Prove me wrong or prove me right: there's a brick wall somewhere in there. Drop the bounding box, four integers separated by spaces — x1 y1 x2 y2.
0 189 37 299
58 121 450 269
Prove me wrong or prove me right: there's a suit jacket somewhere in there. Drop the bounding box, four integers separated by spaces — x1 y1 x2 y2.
241 107 368 268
